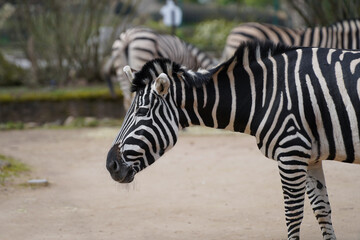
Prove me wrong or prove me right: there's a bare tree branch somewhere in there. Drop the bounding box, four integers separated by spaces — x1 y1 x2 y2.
288 0 360 27
12 0 140 86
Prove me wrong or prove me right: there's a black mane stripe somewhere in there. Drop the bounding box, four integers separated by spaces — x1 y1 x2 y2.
131 40 299 92
233 40 299 62
131 59 183 92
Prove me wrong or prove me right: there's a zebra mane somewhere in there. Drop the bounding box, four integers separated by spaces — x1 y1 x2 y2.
233 40 298 63
131 59 180 92
131 58 215 92
131 41 296 93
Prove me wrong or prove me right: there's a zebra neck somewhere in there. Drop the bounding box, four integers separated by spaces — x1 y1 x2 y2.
176 60 253 133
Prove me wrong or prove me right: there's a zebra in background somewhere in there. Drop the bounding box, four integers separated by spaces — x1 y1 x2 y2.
104 27 217 110
222 19 360 60
106 41 360 239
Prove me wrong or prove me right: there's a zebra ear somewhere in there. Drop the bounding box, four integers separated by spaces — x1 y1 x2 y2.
123 65 136 83
153 73 170 96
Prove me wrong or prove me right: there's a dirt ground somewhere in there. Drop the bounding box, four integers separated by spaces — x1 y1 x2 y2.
0 127 359 240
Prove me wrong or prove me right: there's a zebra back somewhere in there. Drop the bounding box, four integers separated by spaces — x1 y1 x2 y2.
222 22 301 60
107 27 217 110
222 19 360 60
112 27 217 72
300 19 360 49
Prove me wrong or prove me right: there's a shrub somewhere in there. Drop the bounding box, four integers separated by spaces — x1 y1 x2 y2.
0 51 24 86
189 19 237 55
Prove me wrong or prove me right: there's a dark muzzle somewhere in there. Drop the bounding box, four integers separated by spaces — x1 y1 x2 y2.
106 144 135 183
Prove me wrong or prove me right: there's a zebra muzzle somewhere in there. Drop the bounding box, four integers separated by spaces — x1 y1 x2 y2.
106 144 136 183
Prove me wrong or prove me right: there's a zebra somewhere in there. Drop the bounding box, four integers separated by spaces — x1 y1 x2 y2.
222 19 360 60
106 41 360 239
104 27 217 110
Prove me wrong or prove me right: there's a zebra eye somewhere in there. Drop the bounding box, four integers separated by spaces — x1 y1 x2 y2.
136 107 149 117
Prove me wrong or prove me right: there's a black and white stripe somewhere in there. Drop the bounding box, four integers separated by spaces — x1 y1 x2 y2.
107 41 360 240
106 27 217 109
222 19 360 60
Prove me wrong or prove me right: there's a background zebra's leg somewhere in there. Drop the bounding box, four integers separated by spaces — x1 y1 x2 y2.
278 159 308 240
306 161 336 240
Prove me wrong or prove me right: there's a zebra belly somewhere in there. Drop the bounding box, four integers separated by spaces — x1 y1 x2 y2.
258 125 360 165
312 134 360 164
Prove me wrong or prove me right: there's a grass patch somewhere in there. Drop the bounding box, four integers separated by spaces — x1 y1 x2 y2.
0 121 24 130
0 85 123 103
0 118 124 131
0 154 30 185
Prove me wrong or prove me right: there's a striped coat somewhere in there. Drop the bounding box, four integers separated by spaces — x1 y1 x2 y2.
107 41 360 239
222 19 360 60
105 27 217 109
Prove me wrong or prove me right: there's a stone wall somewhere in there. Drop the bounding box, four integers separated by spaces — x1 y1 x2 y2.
0 98 125 123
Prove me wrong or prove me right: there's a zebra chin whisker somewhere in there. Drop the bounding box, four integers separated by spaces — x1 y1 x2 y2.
116 179 138 192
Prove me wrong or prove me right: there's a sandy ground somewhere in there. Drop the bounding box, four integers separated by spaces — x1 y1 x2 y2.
0 127 359 240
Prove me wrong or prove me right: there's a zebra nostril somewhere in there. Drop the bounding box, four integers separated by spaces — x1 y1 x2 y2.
111 159 120 172
106 144 136 183
106 144 123 174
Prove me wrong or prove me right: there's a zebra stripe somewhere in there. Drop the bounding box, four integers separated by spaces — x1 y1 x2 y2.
107 41 360 239
105 27 217 110
222 19 360 60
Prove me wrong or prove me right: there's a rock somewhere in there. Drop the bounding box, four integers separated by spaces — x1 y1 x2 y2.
24 122 38 129
43 120 62 128
64 116 75 126
27 179 49 187
84 117 98 127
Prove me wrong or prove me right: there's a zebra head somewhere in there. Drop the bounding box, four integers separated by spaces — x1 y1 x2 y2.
106 59 182 183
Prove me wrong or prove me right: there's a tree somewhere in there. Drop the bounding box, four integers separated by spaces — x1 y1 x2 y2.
12 0 140 86
288 0 360 27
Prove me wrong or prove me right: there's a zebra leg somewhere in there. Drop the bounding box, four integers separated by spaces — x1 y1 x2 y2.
278 159 308 240
306 161 336 240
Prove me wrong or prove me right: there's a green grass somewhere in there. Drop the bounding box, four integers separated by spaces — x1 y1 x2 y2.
0 85 123 103
0 118 124 131
0 121 24 130
0 154 30 185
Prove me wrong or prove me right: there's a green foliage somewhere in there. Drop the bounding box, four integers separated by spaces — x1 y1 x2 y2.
144 20 170 34
66 117 99 128
0 118 123 130
0 51 24 86
288 0 360 27
0 154 30 185
215 0 243 5
143 19 236 56
189 19 237 54
0 3 15 32
0 122 24 130
243 0 273 7
183 0 272 7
